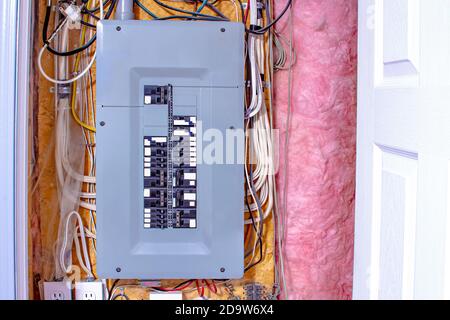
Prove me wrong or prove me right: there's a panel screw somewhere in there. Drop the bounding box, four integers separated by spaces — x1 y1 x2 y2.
116 267 121 272
116 26 121 31
100 121 106 126
220 28 226 32
229 126 235 130
220 267 225 273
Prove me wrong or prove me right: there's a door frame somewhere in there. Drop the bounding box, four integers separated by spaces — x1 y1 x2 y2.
0 0 32 300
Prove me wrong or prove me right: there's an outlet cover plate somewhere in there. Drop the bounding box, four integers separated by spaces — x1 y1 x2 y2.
43 281 72 300
75 281 104 300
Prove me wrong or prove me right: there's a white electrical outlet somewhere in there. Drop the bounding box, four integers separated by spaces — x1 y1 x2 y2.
43 281 72 300
75 280 104 300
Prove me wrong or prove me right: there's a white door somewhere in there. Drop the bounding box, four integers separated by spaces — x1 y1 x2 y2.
354 0 450 299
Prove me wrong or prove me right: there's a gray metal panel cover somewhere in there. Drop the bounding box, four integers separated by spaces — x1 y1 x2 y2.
96 20 245 279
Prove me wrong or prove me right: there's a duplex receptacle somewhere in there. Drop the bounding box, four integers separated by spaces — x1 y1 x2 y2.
75 280 104 300
43 281 72 300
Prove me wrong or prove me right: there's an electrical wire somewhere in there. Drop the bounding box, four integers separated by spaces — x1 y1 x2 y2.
70 24 97 132
80 20 97 28
273 31 297 71
247 0 292 34
152 0 229 20
42 0 117 57
134 0 159 18
136 0 229 21
60 211 93 278
38 45 97 85
278 0 294 300
196 0 208 13
244 169 264 270
52 0 99 281
155 15 227 21
204 2 229 20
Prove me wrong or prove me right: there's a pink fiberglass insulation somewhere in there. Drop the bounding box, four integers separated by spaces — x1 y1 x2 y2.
273 0 358 299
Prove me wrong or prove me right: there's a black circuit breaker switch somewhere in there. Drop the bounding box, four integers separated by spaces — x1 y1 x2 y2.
144 85 169 105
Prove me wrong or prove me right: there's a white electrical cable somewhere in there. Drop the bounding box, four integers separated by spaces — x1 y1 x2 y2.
245 35 264 118
38 45 97 85
60 211 93 278
77 226 97 240
227 0 239 21
80 192 97 199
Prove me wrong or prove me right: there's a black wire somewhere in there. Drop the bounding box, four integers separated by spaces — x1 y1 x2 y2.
43 4 95 56
82 8 101 20
80 20 96 28
151 279 193 291
244 181 261 259
135 0 159 18
248 135 264 243
136 0 228 21
155 15 227 21
247 0 293 35
173 280 193 289
245 241 263 272
244 165 264 272
243 129 264 269
205 3 228 19
152 0 228 21
42 12 66 44
43 0 117 57
180 0 228 19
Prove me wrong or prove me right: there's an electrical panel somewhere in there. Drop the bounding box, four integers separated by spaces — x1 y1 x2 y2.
96 21 245 279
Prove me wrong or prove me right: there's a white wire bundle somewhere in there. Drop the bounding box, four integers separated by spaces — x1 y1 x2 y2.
60 211 93 278
244 0 274 226
273 31 297 71
244 104 275 224
245 0 265 119
243 0 292 300
52 0 102 279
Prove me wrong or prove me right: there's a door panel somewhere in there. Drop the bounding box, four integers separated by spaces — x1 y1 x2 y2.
380 0 419 81
355 0 450 300
371 146 417 299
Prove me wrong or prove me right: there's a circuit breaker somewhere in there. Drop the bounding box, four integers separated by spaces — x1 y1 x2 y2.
96 20 245 279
